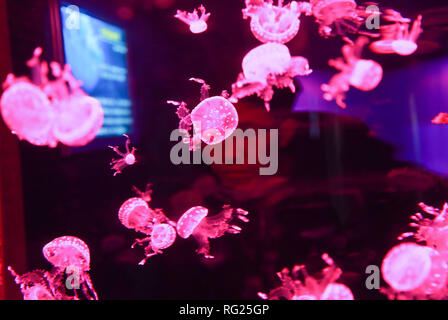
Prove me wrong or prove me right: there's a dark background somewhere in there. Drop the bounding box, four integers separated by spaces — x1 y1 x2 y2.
3 0 448 299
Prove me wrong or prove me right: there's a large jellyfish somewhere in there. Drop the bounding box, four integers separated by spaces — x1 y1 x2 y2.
258 253 354 300
0 47 103 148
168 78 239 151
381 243 448 300
370 11 422 56
242 0 312 43
174 5 210 34
230 42 312 111
321 36 383 108
176 205 250 259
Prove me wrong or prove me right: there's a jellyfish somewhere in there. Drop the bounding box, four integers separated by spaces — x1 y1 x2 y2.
310 0 370 38
0 47 103 148
242 0 312 43
109 134 137 176
174 5 210 34
322 36 383 108
230 43 312 111
7 267 55 300
119 190 177 265
168 78 239 150
431 113 448 125
370 11 422 56
42 236 98 300
132 183 154 203
176 205 250 259
381 243 448 300
258 253 354 300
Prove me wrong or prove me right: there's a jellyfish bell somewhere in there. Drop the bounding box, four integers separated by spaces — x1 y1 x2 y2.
118 197 153 234
0 80 57 147
177 206 208 239
391 39 418 56
349 59 383 91
150 223 177 250
382 243 448 294
189 20 208 34
320 283 354 300
311 0 357 24
42 236 91 272
52 94 104 147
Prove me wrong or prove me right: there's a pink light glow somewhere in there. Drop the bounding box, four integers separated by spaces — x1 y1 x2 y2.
109 134 137 176
370 12 422 56
231 43 312 111
174 5 210 34
242 0 312 44
0 47 104 147
431 113 448 124
168 78 239 150
258 253 354 300
176 205 249 259
322 37 383 108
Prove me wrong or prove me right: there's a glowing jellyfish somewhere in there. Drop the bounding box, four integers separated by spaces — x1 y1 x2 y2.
231 43 312 111
322 37 383 108
0 47 104 148
370 11 422 56
242 0 312 43
176 205 250 259
119 197 154 234
132 183 154 203
7 267 55 300
109 134 137 176
381 243 448 300
431 113 448 125
174 5 210 34
168 78 239 150
258 253 354 300
310 0 366 38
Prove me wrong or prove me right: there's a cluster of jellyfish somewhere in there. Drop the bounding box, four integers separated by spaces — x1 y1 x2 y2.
380 202 448 300
118 184 250 265
8 236 98 300
0 47 104 148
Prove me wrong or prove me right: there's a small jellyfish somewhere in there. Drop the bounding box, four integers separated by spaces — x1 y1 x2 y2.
258 253 354 300
322 37 383 108
231 43 312 111
381 243 448 300
7 267 55 300
132 183 154 203
370 11 422 56
42 236 98 300
431 113 448 125
174 5 210 34
176 205 249 259
168 78 239 150
242 0 312 43
109 134 137 176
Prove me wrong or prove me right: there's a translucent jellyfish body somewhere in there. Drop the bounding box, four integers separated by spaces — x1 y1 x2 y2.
168 78 239 150
176 205 250 259
174 5 210 34
258 253 354 300
0 47 103 147
10 236 98 300
381 243 448 300
370 12 422 56
322 37 382 108
432 113 448 124
109 134 137 176
242 0 312 43
231 43 312 111
310 0 364 38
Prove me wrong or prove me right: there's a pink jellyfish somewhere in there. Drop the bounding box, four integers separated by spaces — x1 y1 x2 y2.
176 205 250 259
7 267 55 300
322 37 383 108
109 134 137 176
258 253 354 300
174 5 210 34
119 189 177 265
242 0 312 43
132 183 154 203
42 236 98 300
381 243 448 300
168 78 239 150
370 11 422 56
231 43 312 111
431 113 448 125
